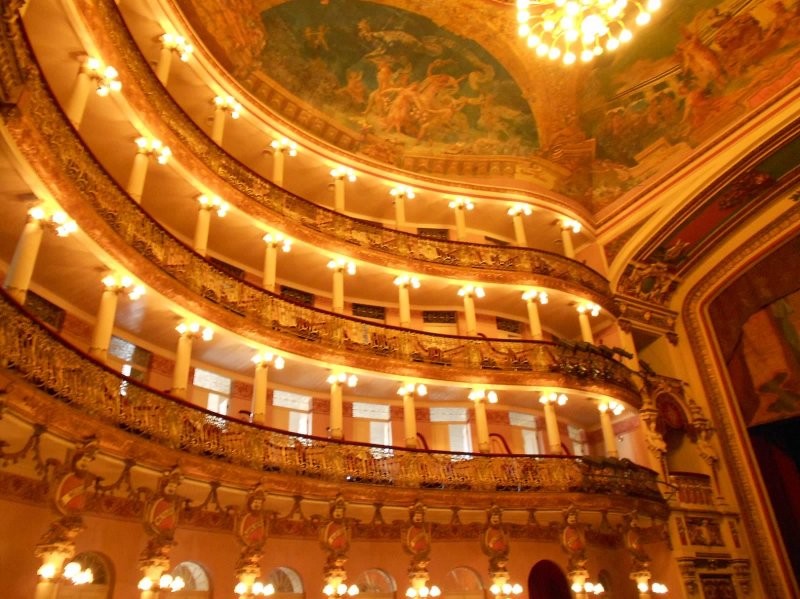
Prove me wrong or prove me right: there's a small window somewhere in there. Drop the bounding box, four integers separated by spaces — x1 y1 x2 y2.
267 567 304 593
280 285 314 306
273 390 312 411
110 336 151 395
352 303 386 321
352 402 390 420
430 407 468 423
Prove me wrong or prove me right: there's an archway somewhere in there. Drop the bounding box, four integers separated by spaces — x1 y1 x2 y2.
444 566 483 599
55 552 113 599
528 560 570 599
170 561 211 598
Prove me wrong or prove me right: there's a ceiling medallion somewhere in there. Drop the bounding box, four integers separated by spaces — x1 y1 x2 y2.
516 0 662 65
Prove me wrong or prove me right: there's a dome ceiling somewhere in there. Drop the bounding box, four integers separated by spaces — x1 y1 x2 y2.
176 0 800 214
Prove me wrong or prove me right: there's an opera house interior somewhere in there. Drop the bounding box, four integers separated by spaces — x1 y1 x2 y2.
0 0 799 597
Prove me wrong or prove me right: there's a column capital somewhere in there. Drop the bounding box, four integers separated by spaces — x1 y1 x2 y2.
101 274 145 299
270 137 298 155
539 391 568 406
393 274 420 289
469 388 498 404
597 399 625 416
458 285 485 299
263 231 292 251
390 185 415 200
560 218 582 233
398 382 427 397
448 196 474 210
197 194 229 217
252 351 285 370
327 258 356 275
160 33 194 61
330 166 356 182
521 289 548 304
576 302 600 316
506 203 532 217
134 137 171 163
213 95 243 118
79 57 122 96
327 372 358 388
175 322 213 341
28 206 79 237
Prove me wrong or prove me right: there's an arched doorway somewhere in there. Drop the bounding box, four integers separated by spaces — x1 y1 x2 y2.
170 561 211 598
444 566 483 599
528 560 570 599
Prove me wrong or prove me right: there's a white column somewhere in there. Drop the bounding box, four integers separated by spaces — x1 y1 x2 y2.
251 353 284 425
89 285 120 362
512 213 528 246
459 285 483 336
127 152 149 203
334 178 346 212
4 215 44 303
390 186 414 228
454 206 467 241
508 205 532 247
540 393 567 454
473 397 490 453
394 275 419 328
171 332 193 399
330 167 355 213
65 70 92 129
561 227 575 258
262 233 291 293
578 311 594 344
328 259 355 314
155 45 173 85
402 391 417 448
598 405 618 458
398 284 411 327
273 148 286 187
269 139 298 187
463 294 477 336
394 194 406 226
252 362 268 425
560 219 581 259
211 104 226 145
543 402 561 454
193 204 212 256
332 269 344 314
329 380 344 440
157 34 193 86
525 298 543 340
263 243 278 292
449 197 473 242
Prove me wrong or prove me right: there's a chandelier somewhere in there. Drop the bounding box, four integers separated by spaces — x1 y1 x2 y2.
516 0 662 65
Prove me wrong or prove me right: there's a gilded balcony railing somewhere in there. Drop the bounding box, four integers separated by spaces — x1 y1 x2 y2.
669 472 714 506
0 290 664 502
0 19 639 395
77 0 610 302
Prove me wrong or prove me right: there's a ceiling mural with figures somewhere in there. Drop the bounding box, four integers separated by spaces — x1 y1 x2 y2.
176 0 800 214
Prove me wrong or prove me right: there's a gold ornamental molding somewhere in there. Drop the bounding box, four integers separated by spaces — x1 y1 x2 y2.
0 15 635 395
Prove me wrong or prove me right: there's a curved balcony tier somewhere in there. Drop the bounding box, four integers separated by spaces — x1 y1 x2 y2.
0 25 639 399
46 0 612 306
0 290 666 515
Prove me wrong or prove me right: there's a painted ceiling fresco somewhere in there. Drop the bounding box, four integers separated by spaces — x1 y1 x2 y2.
177 0 800 212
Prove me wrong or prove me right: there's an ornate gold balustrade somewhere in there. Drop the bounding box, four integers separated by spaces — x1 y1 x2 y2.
0 17 639 397
74 0 611 304
669 472 715 506
0 289 664 504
